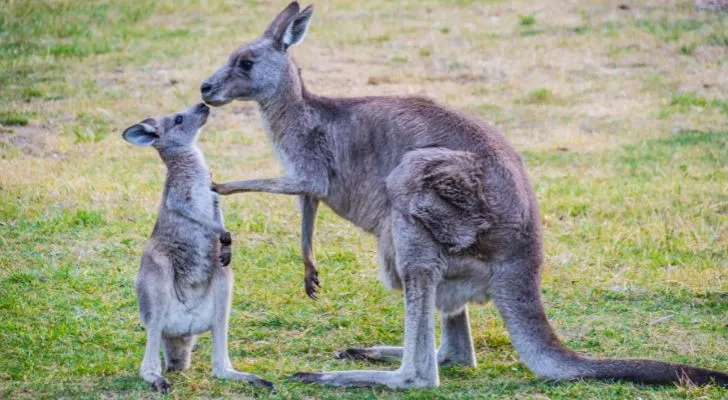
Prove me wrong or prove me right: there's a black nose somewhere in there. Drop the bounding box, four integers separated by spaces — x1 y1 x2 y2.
200 83 212 95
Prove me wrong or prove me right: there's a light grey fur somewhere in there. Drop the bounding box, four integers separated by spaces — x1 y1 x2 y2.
200 2 728 389
123 103 273 393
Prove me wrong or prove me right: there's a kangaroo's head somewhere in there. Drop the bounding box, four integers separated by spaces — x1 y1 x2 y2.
122 103 210 157
201 2 313 107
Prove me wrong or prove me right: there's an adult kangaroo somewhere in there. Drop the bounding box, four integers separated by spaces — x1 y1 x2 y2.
201 2 728 389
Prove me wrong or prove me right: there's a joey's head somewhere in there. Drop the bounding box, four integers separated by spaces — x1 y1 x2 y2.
122 103 210 158
201 2 313 107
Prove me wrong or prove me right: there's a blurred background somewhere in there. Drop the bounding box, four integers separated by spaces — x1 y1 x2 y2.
1 1 726 398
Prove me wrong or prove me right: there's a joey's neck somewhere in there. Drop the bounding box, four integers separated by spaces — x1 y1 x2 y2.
161 146 208 175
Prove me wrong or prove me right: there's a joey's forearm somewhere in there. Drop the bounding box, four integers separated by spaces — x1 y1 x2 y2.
213 177 321 197
166 198 226 235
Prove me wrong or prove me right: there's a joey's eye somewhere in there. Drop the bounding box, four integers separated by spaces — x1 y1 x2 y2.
239 59 254 71
174 115 183 125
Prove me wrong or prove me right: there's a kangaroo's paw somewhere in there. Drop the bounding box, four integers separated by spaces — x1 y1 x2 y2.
305 269 320 300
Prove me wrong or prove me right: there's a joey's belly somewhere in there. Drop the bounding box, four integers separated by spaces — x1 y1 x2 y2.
162 291 215 337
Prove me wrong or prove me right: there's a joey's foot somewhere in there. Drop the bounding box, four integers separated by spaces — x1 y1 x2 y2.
214 369 276 391
149 378 171 394
305 269 320 300
336 348 374 360
335 346 403 363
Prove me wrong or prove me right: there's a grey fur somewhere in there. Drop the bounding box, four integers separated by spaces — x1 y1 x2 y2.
123 103 273 393
201 2 728 389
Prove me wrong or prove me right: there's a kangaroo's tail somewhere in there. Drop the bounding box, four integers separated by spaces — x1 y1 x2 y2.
491 257 728 387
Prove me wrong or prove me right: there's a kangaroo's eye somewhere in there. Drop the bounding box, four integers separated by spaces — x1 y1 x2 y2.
239 59 254 71
174 115 183 125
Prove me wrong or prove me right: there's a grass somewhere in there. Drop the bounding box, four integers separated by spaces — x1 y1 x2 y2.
1 0 727 399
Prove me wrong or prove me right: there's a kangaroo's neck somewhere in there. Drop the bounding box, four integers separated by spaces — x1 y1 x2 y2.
257 63 319 143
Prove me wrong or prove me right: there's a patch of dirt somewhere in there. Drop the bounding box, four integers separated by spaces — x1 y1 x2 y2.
0 124 63 158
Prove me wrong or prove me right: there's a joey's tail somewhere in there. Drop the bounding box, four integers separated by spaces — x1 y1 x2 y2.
491 260 728 387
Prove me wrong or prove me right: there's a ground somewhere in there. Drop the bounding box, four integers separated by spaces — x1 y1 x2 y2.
0 0 726 399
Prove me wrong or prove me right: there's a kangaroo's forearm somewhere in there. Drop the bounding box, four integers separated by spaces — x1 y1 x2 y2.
214 177 321 197
300 195 319 266
300 194 321 299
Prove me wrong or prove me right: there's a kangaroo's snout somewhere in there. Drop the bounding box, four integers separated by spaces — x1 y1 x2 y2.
200 83 212 96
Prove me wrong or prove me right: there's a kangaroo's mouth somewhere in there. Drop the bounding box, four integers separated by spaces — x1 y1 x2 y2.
202 98 231 107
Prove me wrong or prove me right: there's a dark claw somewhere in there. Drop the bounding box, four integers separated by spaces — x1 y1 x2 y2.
334 348 368 360
287 372 323 384
251 378 276 391
150 378 171 394
305 271 321 300
220 250 232 267
220 231 232 246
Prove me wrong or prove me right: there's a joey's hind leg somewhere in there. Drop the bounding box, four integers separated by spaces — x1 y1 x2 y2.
438 306 476 367
164 335 195 372
210 269 275 390
138 271 171 393
336 307 475 367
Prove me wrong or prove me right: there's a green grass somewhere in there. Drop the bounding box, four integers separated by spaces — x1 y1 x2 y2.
0 110 30 126
1 0 727 399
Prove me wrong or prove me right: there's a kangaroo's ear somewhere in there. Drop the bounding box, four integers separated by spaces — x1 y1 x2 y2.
282 5 313 49
264 2 313 51
122 122 158 146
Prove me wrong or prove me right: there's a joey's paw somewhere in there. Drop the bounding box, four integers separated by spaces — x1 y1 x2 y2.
219 231 232 246
304 270 320 300
149 378 171 394
220 246 232 267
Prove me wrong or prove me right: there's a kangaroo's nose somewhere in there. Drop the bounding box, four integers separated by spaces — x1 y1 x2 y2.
200 82 212 95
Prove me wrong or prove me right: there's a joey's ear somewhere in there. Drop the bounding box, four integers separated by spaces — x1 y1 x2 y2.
281 5 313 49
122 122 158 146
